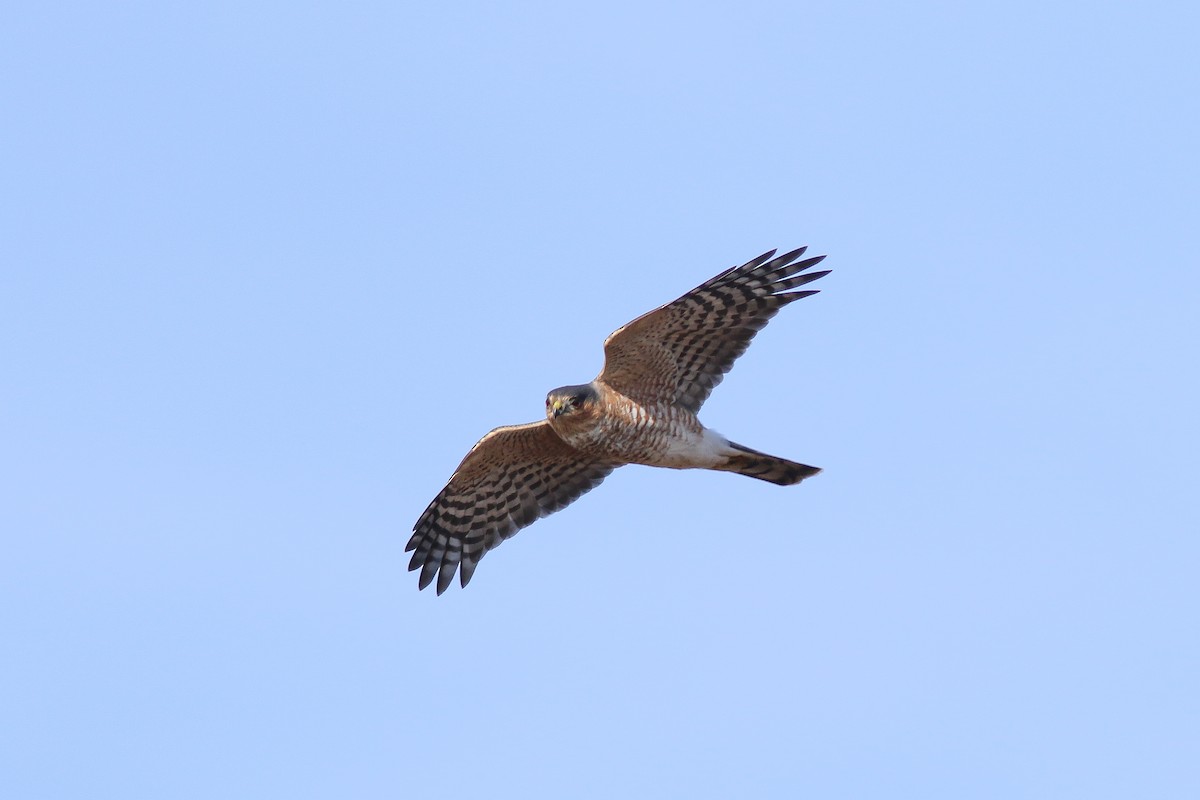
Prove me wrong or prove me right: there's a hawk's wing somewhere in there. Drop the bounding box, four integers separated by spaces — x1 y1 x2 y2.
407 420 619 594
599 248 829 413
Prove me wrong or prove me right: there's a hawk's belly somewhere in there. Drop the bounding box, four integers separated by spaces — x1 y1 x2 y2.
558 398 728 470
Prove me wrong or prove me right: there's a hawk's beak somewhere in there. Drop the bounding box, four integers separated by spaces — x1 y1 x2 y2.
551 399 565 418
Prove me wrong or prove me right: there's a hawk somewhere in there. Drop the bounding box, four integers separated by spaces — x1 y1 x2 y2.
407 247 830 593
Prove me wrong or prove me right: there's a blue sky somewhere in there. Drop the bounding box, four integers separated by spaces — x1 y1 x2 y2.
2 1 1197 797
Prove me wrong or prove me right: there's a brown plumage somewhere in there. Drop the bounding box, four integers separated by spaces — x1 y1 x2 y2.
407 247 830 593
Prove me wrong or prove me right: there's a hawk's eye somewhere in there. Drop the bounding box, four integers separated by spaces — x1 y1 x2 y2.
545 398 551 408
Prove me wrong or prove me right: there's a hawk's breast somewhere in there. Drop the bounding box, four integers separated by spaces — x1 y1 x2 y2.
559 389 726 470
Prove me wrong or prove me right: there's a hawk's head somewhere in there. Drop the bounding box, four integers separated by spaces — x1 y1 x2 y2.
546 384 598 420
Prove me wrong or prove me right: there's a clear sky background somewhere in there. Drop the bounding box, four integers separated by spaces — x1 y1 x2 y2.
2 2 1197 797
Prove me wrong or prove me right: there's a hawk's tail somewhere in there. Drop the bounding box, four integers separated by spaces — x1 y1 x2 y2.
718 441 821 486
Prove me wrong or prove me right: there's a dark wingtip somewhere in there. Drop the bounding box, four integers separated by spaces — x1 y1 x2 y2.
778 289 820 303
779 269 831 292
774 246 809 265
745 249 778 269
459 558 479 589
417 560 437 591
436 563 457 595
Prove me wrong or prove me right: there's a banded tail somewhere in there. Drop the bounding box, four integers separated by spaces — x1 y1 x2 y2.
718 441 821 486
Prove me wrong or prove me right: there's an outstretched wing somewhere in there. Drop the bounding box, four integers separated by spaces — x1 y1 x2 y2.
599 248 829 413
407 421 619 594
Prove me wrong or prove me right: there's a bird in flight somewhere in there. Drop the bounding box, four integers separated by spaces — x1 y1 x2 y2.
407 247 830 593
